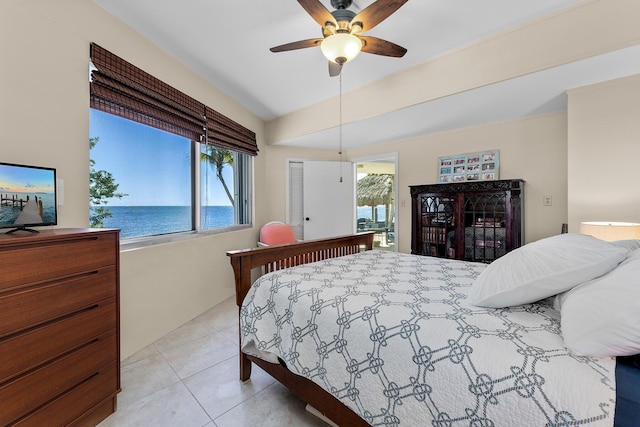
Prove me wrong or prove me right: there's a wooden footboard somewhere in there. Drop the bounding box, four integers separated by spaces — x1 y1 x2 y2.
227 232 374 307
227 232 374 427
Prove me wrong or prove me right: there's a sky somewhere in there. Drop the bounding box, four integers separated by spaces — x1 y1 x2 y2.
0 164 55 194
90 109 233 206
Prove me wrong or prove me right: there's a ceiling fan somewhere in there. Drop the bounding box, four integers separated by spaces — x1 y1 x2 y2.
270 0 408 77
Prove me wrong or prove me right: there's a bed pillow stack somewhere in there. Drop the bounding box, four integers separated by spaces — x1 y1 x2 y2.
468 233 627 307
555 247 640 356
468 233 640 357
609 239 640 251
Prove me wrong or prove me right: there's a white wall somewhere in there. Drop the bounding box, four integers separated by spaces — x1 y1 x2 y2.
567 74 640 231
1 1 268 359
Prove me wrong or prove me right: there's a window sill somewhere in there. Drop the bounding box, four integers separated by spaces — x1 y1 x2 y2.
119 224 252 252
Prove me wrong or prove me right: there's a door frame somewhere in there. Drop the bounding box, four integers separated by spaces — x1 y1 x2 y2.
352 152 399 251
286 158 305 240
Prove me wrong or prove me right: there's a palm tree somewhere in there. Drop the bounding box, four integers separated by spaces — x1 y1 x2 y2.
200 146 234 206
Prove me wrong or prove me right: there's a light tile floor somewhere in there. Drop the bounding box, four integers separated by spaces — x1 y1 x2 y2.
98 297 330 427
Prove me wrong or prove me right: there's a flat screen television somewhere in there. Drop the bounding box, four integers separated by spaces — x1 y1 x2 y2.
0 162 57 233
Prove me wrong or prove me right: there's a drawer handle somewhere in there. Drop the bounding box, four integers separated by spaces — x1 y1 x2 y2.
0 304 102 343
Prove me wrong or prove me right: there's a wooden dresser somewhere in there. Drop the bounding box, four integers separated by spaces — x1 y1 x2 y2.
0 228 120 426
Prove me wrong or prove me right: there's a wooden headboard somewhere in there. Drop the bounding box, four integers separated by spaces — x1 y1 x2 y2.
227 232 375 306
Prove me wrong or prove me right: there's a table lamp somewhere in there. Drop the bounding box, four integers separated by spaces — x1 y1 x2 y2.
579 221 640 241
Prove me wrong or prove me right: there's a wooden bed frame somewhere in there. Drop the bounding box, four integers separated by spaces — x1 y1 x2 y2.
227 232 375 427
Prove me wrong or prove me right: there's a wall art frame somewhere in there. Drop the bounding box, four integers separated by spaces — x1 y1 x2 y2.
438 150 499 183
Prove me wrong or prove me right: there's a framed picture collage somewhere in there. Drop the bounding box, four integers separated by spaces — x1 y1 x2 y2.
438 150 500 183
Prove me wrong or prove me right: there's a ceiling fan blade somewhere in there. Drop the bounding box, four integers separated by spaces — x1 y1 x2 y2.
297 0 337 28
351 0 408 32
328 61 342 77
360 36 407 58
270 38 324 53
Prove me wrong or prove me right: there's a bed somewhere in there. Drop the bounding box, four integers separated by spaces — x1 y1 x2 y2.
227 232 640 426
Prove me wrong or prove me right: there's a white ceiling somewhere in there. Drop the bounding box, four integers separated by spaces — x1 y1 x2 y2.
93 0 640 149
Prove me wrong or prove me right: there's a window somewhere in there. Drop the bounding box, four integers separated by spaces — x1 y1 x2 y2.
90 110 252 239
88 43 256 241
200 143 252 230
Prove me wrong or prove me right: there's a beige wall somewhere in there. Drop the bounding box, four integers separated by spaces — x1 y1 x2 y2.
345 113 569 252
1 1 268 359
567 74 640 231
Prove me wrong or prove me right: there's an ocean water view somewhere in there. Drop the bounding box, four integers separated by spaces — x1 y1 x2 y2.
95 205 389 239
357 205 386 221
96 205 234 238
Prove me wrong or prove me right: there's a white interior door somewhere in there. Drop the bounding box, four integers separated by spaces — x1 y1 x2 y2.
302 160 354 240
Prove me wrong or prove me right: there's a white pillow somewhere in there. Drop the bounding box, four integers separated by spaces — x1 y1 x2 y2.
468 233 628 308
559 248 640 356
609 239 640 251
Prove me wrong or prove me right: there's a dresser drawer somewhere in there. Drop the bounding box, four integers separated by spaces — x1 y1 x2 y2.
0 330 117 426
0 232 117 290
0 266 117 337
12 363 118 427
0 298 116 383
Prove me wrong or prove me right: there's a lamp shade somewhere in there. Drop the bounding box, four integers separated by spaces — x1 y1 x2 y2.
580 221 640 241
320 33 362 64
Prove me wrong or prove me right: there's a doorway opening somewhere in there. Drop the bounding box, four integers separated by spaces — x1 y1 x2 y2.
355 154 397 251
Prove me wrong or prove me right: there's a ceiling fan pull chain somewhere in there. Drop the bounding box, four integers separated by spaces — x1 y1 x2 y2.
339 70 344 183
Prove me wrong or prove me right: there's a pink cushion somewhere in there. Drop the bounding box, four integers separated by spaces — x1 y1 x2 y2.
260 224 296 245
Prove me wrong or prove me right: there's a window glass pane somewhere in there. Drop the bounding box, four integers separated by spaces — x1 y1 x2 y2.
90 109 193 238
234 151 252 226
200 144 243 230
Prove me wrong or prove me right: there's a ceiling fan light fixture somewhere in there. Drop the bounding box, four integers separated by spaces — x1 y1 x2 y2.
349 22 363 34
321 33 362 64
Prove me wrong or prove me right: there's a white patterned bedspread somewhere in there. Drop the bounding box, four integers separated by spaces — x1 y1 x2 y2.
240 250 616 426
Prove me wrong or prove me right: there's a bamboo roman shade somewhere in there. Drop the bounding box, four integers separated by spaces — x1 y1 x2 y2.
89 43 258 156
204 107 257 155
